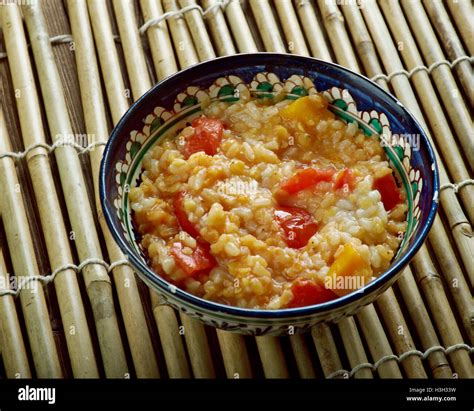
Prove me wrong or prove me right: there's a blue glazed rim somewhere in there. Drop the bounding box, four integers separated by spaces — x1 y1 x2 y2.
100 53 439 320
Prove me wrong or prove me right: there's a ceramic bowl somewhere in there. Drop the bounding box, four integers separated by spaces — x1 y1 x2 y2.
100 53 439 336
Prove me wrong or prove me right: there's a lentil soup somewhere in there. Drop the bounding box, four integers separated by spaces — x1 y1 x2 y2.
129 94 407 309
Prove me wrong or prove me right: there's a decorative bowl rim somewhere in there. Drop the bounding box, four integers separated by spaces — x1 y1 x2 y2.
100 52 439 320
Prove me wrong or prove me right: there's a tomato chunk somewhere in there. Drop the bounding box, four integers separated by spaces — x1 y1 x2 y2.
288 279 337 308
173 191 200 238
280 168 335 194
182 116 224 158
373 173 403 211
334 168 355 192
274 206 319 248
170 241 217 277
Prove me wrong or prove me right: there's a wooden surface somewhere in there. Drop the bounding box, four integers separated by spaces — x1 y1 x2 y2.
0 0 472 379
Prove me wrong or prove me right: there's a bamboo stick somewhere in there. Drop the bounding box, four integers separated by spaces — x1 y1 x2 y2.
67 0 161 378
421 0 473 105
376 290 427 378
2 4 99 378
201 0 236 56
216 330 252 378
337 317 373 378
255 336 289 378
113 0 153 98
377 0 474 338
224 0 258 53
21 2 128 378
396 268 454 378
398 0 474 178
0 247 31 378
384 1 474 180
357 305 402 378
249 0 286 52
410 248 473 378
317 0 360 70
152 300 191 377
178 0 216 61
288 334 317 378
86 0 130 124
311 324 343 378
179 314 215 378
427 217 474 341
274 0 309 56
445 0 474 55
338 325 372 375
162 0 199 68
338 3 389 90
0 108 62 378
139 0 178 79
382 1 474 176
112 0 217 378
359 0 473 378
294 0 332 60
179 319 214 377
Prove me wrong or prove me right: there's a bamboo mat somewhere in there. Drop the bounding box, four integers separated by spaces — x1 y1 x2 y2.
0 0 472 379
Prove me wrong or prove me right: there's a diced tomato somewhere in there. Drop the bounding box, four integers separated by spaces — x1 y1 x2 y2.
373 173 403 211
334 168 355 192
182 116 224 158
280 168 335 194
173 191 200 238
288 279 337 308
170 241 217 277
274 206 319 249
